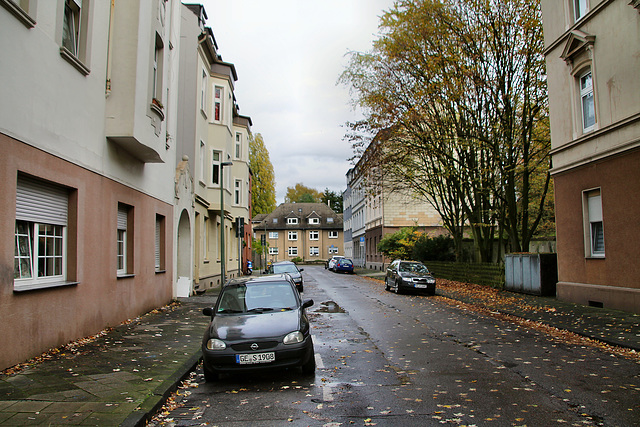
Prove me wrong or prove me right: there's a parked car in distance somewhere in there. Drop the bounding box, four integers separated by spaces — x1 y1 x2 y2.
333 258 354 274
327 255 344 271
385 260 436 295
201 274 315 382
268 261 304 292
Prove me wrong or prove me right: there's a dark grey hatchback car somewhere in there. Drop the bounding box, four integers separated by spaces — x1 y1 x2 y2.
201 275 315 381
385 260 436 295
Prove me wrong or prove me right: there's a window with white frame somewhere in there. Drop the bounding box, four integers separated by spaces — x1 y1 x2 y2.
214 86 223 122
288 247 298 257
309 247 319 256
14 175 70 291
329 231 339 239
117 203 132 275
62 0 81 56
288 231 298 241
211 150 221 185
584 189 605 257
309 217 319 224
152 33 164 106
1 0 37 28
199 141 206 183
328 246 338 254
287 217 298 225
573 0 588 21
579 70 595 132
269 231 279 239
309 230 319 240
234 179 242 205
269 247 279 255
273 218 278 223
200 69 207 112
235 133 242 159
327 217 334 223
155 215 165 272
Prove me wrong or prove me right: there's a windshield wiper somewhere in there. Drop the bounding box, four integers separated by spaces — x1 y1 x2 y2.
217 309 243 314
247 307 275 313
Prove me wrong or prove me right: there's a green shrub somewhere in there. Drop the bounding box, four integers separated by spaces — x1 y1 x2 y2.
413 234 456 262
291 256 303 264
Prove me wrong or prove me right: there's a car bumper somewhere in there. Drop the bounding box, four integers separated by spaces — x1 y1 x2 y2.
202 335 314 374
399 281 436 294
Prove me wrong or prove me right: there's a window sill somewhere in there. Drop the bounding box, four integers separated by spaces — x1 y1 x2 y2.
203 259 210 264
155 269 166 274
59 47 90 76
586 255 605 260
14 281 79 293
1 0 36 28
150 101 165 121
117 273 135 279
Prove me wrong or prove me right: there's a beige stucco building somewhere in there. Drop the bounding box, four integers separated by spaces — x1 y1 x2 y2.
0 0 181 370
541 0 640 313
254 204 344 265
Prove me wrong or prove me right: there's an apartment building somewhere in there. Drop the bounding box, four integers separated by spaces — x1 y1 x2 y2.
344 134 445 271
254 203 344 264
177 4 253 293
541 0 640 313
0 0 181 370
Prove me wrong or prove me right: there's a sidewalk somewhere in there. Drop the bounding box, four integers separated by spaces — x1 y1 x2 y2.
1 273 638 426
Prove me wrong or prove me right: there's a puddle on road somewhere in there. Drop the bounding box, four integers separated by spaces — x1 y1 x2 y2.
314 301 346 313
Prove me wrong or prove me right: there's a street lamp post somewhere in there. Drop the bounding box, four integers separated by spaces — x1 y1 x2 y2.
220 161 233 284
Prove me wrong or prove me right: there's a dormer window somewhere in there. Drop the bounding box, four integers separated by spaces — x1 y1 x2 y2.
287 217 298 225
309 217 320 225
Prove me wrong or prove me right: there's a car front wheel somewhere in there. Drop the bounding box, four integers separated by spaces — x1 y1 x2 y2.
384 277 391 291
203 365 219 382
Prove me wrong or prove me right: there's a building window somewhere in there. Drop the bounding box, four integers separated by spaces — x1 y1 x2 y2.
309 230 319 240
203 216 209 261
287 217 298 225
269 232 278 239
214 86 223 122
309 217 320 224
235 179 242 205
211 150 221 185
62 0 81 56
152 33 164 106
14 175 73 291
309 247 319 257
288 231 298 241
574 0 588 21
580 70 595 132
155 215 165 272
200 69 207 113
288 247 298 257
199 141 206 184
117 203 132 275
235 133 242 159
328 246 338 254
269 247 279 255
327 217 334 223
584 189 604 257
273 218 278 224
329 231 339 239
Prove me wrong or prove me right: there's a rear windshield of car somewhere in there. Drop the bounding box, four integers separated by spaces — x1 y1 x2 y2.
272 264 298 274
340 259 353 266
399 262 429 273
216 282 298 314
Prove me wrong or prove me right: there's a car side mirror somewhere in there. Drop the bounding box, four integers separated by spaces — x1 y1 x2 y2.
299 268 304 272
203 307 215 317
302 299 314 309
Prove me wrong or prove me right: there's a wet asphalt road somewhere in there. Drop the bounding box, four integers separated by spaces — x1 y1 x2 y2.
154 266 640 426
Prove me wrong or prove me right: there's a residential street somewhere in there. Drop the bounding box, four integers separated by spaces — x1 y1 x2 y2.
150 266 640 426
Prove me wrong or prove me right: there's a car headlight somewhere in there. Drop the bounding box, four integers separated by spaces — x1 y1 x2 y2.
283 331 304 345
206 338 227 350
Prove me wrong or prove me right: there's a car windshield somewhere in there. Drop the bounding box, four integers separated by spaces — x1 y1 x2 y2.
399 262 429 273
272 264 298 274
216 282 298 314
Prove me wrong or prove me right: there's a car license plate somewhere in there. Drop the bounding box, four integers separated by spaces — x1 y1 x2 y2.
236 352 275 364
415 284 428 288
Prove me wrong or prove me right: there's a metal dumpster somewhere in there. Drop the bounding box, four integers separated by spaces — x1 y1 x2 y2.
505 253 558 296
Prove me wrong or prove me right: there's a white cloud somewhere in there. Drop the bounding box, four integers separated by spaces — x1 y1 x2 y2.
201 0 394 203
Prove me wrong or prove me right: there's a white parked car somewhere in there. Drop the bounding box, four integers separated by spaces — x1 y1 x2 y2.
326 255 344 271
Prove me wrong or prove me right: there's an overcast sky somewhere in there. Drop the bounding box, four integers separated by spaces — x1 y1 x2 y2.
200 0 395 204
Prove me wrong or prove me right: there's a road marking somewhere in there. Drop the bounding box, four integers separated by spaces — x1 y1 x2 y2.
315 353 325 369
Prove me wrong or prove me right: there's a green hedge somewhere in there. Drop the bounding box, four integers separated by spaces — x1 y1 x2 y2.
426 261 505 289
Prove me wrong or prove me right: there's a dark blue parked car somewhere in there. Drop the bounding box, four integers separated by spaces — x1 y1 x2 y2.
334 258 354 274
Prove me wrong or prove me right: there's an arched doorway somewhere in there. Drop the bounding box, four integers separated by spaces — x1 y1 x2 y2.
176 209 192 297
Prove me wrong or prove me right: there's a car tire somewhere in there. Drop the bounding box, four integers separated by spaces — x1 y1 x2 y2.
203 365 219 382
394 281 402 294
384 278 391 292
298 285 303 293
301 346 316 375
